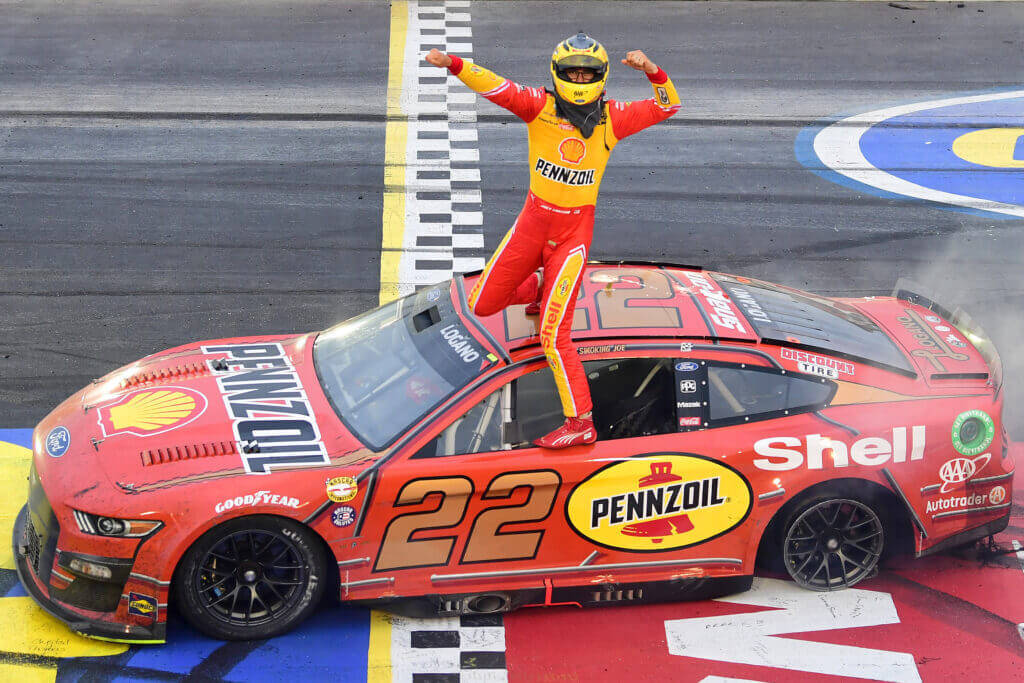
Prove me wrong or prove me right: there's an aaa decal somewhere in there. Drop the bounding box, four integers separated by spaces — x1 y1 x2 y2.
565 454 752 552
97 388 207 438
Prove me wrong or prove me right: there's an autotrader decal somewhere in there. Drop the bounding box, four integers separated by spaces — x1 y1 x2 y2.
203 343 330 474
96 388 207 438
565 454 752 552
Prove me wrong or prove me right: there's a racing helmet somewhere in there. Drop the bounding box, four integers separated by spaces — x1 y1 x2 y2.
550 32 609 105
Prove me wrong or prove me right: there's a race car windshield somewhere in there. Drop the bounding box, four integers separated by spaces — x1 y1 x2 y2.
713 275 915 374
313 283 495 450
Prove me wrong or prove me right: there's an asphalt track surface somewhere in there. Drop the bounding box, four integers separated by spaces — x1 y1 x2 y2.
1 1 1023 681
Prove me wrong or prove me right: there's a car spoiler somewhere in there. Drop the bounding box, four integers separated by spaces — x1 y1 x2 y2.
892 278 1002 389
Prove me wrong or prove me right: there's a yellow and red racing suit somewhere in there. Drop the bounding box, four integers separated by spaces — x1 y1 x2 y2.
452 55 680 417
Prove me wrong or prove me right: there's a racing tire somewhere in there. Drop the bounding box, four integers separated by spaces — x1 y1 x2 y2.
174 515 328 640
781 496 884 592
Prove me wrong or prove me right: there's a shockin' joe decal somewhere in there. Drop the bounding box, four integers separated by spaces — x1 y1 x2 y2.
203 343 329 474
566 454 752 552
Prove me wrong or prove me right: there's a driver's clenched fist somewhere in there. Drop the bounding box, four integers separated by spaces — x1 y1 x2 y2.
425 48 452 68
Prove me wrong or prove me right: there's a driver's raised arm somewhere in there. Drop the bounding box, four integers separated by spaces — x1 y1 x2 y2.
425 48 546 123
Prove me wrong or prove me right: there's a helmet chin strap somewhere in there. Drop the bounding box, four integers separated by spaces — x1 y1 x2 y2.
551 88 603 139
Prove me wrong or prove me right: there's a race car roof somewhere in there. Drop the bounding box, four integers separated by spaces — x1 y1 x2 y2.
463 263 918 376
465 263 756 350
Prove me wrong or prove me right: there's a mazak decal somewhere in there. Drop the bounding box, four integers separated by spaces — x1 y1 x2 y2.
682 272 747 334
45 426 70 457
896 309 969 371
534 157 596 186
566 455 752 552
438 324 482 364
127 592 157 619
558 137 586 164
214 491 301 514
951 409 995 456
203 343 329 474
780 348 855 379
96 387 207 438
326 476 358 503
753 426 926 471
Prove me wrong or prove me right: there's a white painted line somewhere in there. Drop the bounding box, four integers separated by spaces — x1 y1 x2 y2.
699 678 768 683
812 89 1024 219
392 0 485 298
665 577 921 683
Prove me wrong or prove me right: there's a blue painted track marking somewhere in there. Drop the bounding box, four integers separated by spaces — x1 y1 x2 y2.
796 89 1024 219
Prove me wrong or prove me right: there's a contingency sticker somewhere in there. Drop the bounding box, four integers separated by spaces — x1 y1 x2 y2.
565 454 752 552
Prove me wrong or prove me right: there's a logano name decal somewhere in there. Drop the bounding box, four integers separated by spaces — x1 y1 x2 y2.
753 426 925 471
682 272 747 334
566 455 752 552
203 343 330 474
534 157 596 186
439 324 481 363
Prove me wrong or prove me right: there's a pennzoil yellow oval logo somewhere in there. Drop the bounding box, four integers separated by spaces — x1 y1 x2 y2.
566 454 752 552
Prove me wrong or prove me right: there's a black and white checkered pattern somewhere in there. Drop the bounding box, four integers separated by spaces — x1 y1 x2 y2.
399 0 486 295
391 613 508 682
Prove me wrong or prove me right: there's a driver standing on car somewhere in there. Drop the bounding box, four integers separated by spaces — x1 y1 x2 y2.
425 32 680 449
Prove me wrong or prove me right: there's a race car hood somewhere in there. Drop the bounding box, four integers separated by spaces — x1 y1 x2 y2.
848 298 991 382
41 333 376 495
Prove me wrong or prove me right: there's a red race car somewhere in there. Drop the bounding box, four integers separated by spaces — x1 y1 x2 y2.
13 263 1016 642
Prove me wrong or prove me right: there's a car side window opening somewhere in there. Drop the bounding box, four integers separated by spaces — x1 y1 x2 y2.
707 363 835 424
415 357 680 458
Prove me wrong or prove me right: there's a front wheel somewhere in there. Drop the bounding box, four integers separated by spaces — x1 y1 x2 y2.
782 497 884 591
174 515 328 640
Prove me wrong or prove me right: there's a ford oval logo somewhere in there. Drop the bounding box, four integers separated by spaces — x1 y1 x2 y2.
675 362 699 372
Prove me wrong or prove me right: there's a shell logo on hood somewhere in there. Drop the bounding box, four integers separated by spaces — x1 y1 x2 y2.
566 454 752 552
97 387 207 438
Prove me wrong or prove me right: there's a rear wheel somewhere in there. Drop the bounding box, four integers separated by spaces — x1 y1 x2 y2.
782 498 884 591
174 516 327 640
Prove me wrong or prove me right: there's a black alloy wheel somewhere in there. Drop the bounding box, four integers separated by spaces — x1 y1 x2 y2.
175 516 327 640
782 498 884 591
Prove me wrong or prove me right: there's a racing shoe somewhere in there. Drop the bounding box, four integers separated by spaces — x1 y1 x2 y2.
533 417 597 449
524 270 544 315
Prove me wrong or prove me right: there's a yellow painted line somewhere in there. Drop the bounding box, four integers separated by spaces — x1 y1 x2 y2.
0 441 128 678
0 659 56 683
368 2 408 678
0 440 32 571
379 0 409 305
367 609 393 683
